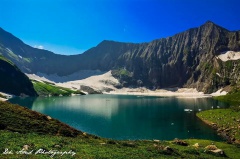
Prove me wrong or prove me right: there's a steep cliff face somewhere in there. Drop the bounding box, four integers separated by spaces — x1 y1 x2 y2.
0 56 37 96
0 21 239 93
202 57 240 93
110 21 240 92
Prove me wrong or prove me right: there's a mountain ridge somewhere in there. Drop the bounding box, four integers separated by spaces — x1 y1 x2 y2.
0 21 240 93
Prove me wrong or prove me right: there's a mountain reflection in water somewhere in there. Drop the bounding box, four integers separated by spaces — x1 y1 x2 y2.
9 95 228 140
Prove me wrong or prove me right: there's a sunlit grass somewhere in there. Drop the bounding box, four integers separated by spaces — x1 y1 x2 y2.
1 130 240 159
0 101 240 158
197 109 240 141
197 89 240 145
32 80 85 96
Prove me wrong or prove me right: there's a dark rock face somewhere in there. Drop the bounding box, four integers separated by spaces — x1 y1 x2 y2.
80 85 102 94
0 21 239 93
92 21 240 92
0 57 37 96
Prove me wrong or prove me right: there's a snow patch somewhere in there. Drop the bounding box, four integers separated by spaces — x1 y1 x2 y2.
217 51 240 62
56 71 119 92
26 74 54 83
0 92 14 101
27 70 120 93
29 70 107 83
211 89 227 96
110 87 209 98
27 71 227 98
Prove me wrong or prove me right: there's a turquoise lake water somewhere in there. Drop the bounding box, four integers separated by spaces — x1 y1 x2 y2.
9 94 228 140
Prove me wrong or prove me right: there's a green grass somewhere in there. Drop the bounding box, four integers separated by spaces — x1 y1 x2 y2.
1 83 240 158
1 101 240 158
112 68 133 77
1 89 240 158
1 131 240 159
23 57 32 63
0 101 81 137
214 91 240 107
197 89 240 145
197 109 240 143
0 55 15 66
32 80 85 96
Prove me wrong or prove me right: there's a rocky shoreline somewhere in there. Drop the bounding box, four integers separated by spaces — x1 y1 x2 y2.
197 111 240 145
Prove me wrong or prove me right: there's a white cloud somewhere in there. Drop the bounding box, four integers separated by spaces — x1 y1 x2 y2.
34 45 44 49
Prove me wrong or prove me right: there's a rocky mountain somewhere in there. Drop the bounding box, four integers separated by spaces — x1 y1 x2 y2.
109 21 240 93
0 56 37 96
0 21 240 93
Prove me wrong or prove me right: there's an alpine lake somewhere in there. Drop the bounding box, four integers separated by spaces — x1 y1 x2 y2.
9 94 228 141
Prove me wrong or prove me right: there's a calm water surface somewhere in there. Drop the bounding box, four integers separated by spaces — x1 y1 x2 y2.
9 95 228 140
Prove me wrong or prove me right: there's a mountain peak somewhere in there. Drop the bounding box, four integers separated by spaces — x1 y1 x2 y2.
201 20 218 28
97 40 128 48
201 20 229 31
100 40 115 44
204 20 215 25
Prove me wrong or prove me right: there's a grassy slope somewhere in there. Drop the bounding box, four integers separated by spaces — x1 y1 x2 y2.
0 55 15 65
1 131 240 159
32 80 85 96
197 89 240 144
0 101 81 137
0 56 37 96
0 101 240 158
197 109 240 143
213 91 240 109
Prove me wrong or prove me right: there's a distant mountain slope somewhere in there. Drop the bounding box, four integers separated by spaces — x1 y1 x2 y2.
0 21 240 93
0 56 37 96
0 27 82 75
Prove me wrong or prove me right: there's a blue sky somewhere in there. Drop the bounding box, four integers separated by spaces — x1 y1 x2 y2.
0 0 239 55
